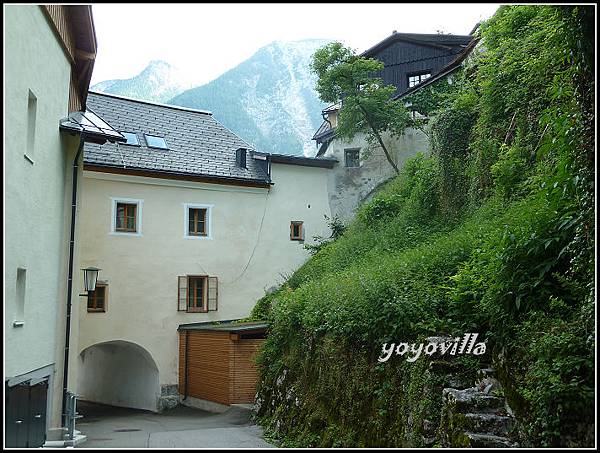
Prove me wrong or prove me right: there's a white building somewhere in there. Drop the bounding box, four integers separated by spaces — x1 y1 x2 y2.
5 5 124 447
74 92 336 412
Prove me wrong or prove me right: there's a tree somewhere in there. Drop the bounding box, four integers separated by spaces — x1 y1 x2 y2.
310 42 411 174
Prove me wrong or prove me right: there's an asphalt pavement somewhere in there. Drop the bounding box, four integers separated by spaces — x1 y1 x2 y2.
75 400 274 448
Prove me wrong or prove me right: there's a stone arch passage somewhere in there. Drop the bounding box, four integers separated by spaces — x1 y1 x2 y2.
77 340 160 412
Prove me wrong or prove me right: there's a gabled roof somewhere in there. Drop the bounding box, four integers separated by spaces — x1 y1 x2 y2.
393 37 479 100
361 31 473 57
312 120 335 142
83 91 271 186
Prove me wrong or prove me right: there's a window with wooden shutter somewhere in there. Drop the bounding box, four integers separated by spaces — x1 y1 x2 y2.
87 283 107 312
177 276 188 311
207 277 218 311
187 276 207 313
178 275 218 313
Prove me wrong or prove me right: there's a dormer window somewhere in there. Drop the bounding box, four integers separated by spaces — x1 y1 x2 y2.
236 148 247 168
145 134 168 150
408 72 431 88
121 132 139 146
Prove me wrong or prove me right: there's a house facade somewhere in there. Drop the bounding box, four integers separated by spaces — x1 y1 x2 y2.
313 32 476 222
74 92 335 412
4 5 123 447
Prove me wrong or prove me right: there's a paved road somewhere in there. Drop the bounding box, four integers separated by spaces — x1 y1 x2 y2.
75 401 274 448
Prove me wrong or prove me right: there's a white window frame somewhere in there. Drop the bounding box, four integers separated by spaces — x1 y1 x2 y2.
110 197 144 237
183 203 213 240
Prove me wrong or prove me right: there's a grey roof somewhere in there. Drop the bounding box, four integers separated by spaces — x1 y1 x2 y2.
83 91 271 185
177 320 269 333
312 120 335 143
253 151 337 169
361 32 473 57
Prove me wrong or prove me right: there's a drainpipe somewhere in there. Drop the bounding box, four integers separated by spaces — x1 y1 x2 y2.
182 330 190 401
61 135 85 427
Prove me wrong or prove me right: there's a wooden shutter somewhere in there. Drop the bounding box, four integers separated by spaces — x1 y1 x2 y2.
208 277 218 311
200 277 209 313
178 276 188 311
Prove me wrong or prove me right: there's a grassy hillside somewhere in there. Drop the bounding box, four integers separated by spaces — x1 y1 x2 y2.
249 5 595 448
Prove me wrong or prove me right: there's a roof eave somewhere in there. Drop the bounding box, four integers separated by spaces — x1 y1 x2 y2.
83 163 273 188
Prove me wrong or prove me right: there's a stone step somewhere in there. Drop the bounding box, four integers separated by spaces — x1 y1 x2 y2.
443 387 506 413
477 367 496 380
464 432 516 448
463 412 514 437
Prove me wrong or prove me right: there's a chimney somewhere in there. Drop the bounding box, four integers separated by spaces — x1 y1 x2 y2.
236 147 247 168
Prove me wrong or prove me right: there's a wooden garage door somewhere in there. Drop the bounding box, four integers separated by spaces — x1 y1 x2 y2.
179 331 231 405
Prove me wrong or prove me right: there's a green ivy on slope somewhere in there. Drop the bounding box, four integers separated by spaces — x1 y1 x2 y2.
250 5 595 448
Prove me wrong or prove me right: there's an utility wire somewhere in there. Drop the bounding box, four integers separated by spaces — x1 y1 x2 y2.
223 187 270 285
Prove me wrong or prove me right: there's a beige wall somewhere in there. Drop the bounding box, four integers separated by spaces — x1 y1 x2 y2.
321 127 430 223
76 163 332 409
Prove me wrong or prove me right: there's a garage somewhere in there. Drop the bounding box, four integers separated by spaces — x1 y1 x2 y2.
178 321 267 408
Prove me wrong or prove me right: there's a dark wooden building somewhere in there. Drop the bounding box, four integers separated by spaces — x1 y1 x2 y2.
361 31 474 97
312 31 477 150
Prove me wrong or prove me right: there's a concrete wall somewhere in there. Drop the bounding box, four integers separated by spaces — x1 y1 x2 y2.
76 162 332 410
4 5 79 430
321 128 430 223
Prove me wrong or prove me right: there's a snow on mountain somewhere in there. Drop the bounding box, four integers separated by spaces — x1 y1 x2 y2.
92 40 332 156
91 60 192 104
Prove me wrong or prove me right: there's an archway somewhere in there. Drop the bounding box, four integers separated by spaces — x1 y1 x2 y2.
77 340 160 412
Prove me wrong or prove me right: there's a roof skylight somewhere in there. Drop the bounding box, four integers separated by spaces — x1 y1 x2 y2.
121 132 139 146
145 134 168 150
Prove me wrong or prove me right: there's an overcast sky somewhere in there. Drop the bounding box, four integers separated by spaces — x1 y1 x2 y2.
90 3 501 86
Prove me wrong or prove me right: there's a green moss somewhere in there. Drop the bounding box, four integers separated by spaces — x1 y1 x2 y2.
253 5 594 449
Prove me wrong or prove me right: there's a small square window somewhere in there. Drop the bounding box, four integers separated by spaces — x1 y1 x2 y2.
188 208 207 236
408 72 432 88
345 149 360 168
111 198 143 236
115 202 137 232
145 134 168 149
121 132 139 146
290 221 304 241
87 283 107 312
184 204 212 239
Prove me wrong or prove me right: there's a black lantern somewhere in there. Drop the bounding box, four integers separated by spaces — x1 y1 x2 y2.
82 267 101 293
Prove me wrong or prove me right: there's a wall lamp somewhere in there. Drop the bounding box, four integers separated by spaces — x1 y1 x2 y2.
80 267 101 295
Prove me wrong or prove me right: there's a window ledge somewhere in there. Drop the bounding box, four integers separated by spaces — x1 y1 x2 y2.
110 231 143 237
183 235 212 240
13 320 25 328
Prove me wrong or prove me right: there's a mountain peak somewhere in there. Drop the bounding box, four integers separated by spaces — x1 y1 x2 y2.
91 59 190 103
146 59 172 69
92 39 332 156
